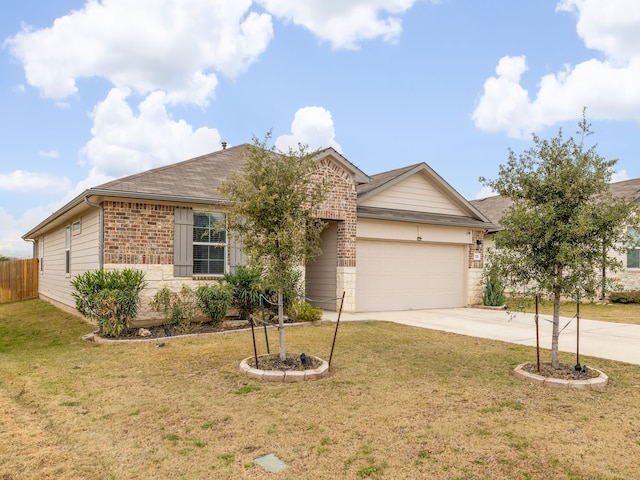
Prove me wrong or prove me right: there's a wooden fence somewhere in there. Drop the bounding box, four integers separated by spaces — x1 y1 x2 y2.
0 259 39 303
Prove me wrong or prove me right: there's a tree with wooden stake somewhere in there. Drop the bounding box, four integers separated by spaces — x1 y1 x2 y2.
219 133 328 361
481 110 640 368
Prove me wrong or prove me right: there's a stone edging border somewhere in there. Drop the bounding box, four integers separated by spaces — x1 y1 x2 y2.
239 355 329 382
82 320 332 344
513 362 608 391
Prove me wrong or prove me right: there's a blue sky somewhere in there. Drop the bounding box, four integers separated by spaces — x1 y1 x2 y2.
2 0 639 257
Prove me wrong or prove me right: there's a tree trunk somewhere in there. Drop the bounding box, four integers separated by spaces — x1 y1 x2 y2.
278 289 286 360
551 290 561 368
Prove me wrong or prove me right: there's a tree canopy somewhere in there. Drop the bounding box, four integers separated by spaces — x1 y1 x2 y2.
218 133 328 359
481 113 639 367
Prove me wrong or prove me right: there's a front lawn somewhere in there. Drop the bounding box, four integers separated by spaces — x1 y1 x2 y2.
1 299 640 479
506 297 640 325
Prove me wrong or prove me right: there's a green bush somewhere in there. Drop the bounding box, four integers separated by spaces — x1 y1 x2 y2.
223 264 264 320
483 263 506 307
262 268 304 316
224 264 302 320
196 283 233 325
71 269 146 337
287 299 323 323
609 290 640 304
150 285 198 331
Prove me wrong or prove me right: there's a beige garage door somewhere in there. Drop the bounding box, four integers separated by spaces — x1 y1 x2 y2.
356 240 466 312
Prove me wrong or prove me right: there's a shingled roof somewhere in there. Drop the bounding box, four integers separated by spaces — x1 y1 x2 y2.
93 143 249 202
23 144 369 239
470 177 640 231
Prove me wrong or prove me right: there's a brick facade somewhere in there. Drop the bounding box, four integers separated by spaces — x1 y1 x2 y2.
311 157 359 312
312 157 358 268
103 201 174 265
468 229 484 269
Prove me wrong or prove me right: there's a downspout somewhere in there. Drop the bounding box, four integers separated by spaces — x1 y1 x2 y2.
84 196 104 270
25 238 35 259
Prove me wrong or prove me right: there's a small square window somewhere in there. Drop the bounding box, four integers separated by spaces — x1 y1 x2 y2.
72 220 81 235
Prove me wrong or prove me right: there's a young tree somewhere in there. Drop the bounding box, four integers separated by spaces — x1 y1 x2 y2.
481 113 639 368
218 133 328 360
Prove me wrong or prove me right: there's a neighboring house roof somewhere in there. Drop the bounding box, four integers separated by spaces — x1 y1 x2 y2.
357 162 497 229
470 177 640 232
468 195 512 231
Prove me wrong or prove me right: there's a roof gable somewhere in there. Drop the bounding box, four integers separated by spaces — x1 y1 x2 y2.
358 163 491 222
315 148 370 184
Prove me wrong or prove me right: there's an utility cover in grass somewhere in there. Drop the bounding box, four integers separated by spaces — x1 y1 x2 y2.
254 453 288 473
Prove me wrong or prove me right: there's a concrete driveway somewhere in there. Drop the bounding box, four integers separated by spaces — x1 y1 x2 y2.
323 307 640 366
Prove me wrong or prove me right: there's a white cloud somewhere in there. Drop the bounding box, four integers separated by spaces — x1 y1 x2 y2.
557 0 640 65
472 56 535 138
474 186 498 200
610 168 630 183
6 0 274 106
0 206 48 258
0 170 71 193
473 1 640 137
275 106 342 153
38 150 59 158
82 88 222 178
258 0 418 49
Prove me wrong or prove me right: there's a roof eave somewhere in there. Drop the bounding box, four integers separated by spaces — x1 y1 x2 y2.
357 210 498 230
22 188 231 240
314 148 371 184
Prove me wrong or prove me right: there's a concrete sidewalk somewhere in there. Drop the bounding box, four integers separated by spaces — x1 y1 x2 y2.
322 307 640 366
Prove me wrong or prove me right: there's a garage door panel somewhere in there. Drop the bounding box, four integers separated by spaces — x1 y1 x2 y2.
356 240 465 311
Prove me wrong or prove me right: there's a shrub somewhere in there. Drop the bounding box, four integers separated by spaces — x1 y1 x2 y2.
263 268 304 316
223 264 264 320
71 269 146 336
150 285 198 331
609 290 640 304
223 264 302 320
287 299 323 323
196 283 233 325
483 263 506 307
94 289 129 337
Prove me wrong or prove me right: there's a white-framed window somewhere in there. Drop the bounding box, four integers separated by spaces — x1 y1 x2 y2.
628 227 640 269
72 219 81 235
193 212 226 275
65 225 71 275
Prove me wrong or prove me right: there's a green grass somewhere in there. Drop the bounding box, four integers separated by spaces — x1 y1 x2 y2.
2 299 640 479
506 296 640 324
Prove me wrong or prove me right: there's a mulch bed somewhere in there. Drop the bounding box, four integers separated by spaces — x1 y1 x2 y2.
112 321 250 339
521 362 600 380
247 353 323 371
96 316 300 340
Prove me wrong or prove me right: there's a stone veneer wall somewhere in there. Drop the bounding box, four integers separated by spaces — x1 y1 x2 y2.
608 249 640 292
103 263 219 325
468 229 485 305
